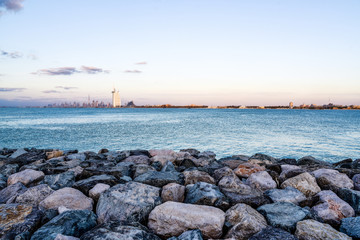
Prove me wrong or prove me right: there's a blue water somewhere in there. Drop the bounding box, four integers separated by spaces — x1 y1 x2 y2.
0 108 359 162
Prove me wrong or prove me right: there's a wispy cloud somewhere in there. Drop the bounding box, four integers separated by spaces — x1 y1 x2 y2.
33 66 109 76
0 87 26 92
0 0 24 13
81 66 109 74
1 50 22 59
55 86 78 90
42 90 61 94
135 61 147 65
27 54 37 60
124 70 142 73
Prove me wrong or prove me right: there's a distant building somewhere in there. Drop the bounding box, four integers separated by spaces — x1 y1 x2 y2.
289 102 294 109
112 88 121 108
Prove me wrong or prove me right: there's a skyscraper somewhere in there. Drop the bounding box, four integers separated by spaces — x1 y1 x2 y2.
112 88 121 108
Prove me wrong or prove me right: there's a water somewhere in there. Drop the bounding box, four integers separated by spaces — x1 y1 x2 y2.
0 108 359 162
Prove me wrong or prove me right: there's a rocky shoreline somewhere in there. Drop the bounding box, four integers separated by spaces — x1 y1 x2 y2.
0 147 360 240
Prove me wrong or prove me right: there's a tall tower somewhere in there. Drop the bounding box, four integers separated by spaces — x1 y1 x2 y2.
112 88 121 108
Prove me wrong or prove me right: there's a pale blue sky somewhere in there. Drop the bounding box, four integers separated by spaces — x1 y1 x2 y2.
0 0 359 106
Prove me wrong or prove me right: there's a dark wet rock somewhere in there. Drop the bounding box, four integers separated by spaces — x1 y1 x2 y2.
0 164 19 177
15 184 54 205
218 156 248 169
297 156 330 166
313 169 353 192
97 181 161 224
352 159 360 169
134 164 156 178
0 174 6 190
266 164 282 174
340 216 360 240
183 170 215 185
279 165 304 181
257 202 310 232
7 151 46 167
0 204 43 239
98 148 109 154
334 159 353 169
134 170 184 187
161 183 185 202
43 171 75 190
353 174 360 191
73 174 117 194
278 158 297 165
311 190 354 227
130 149 151 157
180 148 200 158
213 167 236 183
106 151 127 162
338 188 360 214
198 161 224 176
295 219 351 240
264 186 307 205
0 182 27 204
41 209 59 225
250 153 278 163
151 161 163 171
161 161 176 172
185 182 228 209
124 155 151 165
9 148 28 159
218 175 268 208
249 226 298 240
168 229 203 240
80 221 161 240
31 210 97 240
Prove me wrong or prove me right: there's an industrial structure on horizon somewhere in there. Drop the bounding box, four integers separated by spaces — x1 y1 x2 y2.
111 88 121 108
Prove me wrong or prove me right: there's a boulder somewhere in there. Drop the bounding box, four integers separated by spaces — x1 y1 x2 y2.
250 153 278 163
88 183 110 201
73 174 117 194
31 210 97 240
161 183 185 202
7 151 46 167
279 165 304 183
134 170 184 187
281 172 321 197
80 221 161 240
151 155 177 166
264 187 306 205
0 204 43 239
225 203 267 240
15 184 54 205
124 155 151 165
134 164 156 178
148 201 225 239
218 175 268 208
246 171 277 191
234 163 265 178
0 164 19 177
149 149 176 157
179 149 200 158
97 182 161 224
313 169 353 192
7 169 45 186
338 188 360 214
43 171 75 190
39 187 93 211
0 182 27 203
168 229 203 240
161 161 176 172
185 182 228 209
183 170 215 185
257 202 310 232
9 148 28 159
213 167 237 183
297 156 330 166
352 174 360 191
295 219 351 240
311 190 354 227
340 217 360 240
218 156 248 169
249 226 298 240
54 234 80 240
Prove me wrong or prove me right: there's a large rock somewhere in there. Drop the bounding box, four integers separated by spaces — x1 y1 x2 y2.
31 210 97 240
225 203 267 240
338 188 360 214
0 174 6 190
7 169 45 186
340 217 360 240
183 170 215 185
43 172 75 190
80 221 161 240
9 148 28 159
88 183 110 201
297 156 330 166
311 190 354 227
0 204 43 239
148 201 225 239
73 174 117 194
264 187 306 205
313 169 353 192
97 182 161 224
295 219 351 240
218 175 268 208
161 183 185 202
246 171 277 191
46 150 64 160
168 229 203 240
353 174 360 191
249 227 298 240
0 182 27 203
257 202 310 232
185 182 228 209
0 164 19 177
281 172 321 197
213 167 236 182
40 187 93 211
124 155 151 165
279 165 304 183
134 164 156 178
15 184 54 205
134 171 184 187
234 163 265 178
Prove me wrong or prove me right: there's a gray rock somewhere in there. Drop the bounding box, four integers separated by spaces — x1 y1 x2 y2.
180 148 200 158
213 167 236 183
15 184 54 205
43 171 75 190
246 171 277 191
73 174 117 194
340 217 360 240
168 229 203 240
124 155 151 165
249 227 298 240
54 234 80 240
161 183 185 202
264 187 307 205
311 190 354 227
31 210 97 240
295 219 351 240
183 170 215 185
279 165 304 183
10 148 28 159
313 169 353 192
218 156 248 169
133 164 156 178
185 182 228 209
134 170 184 187
0 174 6 189
353 174 360 191
80 221 161 240
97 182 161 224
338 188 360 214
7 169 45 186
297 156 330 166
0 182 27 203
257 202 310 232
0 164 19 177
161 161 176 172
66 153 86 161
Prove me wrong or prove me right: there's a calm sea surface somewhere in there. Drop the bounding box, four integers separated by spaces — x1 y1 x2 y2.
0 108 359 162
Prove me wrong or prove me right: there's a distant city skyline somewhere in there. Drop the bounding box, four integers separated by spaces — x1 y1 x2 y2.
1 0 360 106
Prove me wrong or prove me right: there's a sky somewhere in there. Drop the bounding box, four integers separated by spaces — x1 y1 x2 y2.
0 0 359 106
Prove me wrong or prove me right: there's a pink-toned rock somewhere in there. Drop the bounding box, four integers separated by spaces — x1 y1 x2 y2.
123 155 150 165
89 183 110 201
149 149 176 157
183 170 215 185
312 169 353 191
7 169 45 186
281 172 321 197
246 171 277 191
161 183 185 202
234 163 265 178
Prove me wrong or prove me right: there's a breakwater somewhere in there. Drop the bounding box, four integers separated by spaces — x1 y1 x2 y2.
0 147 359 239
